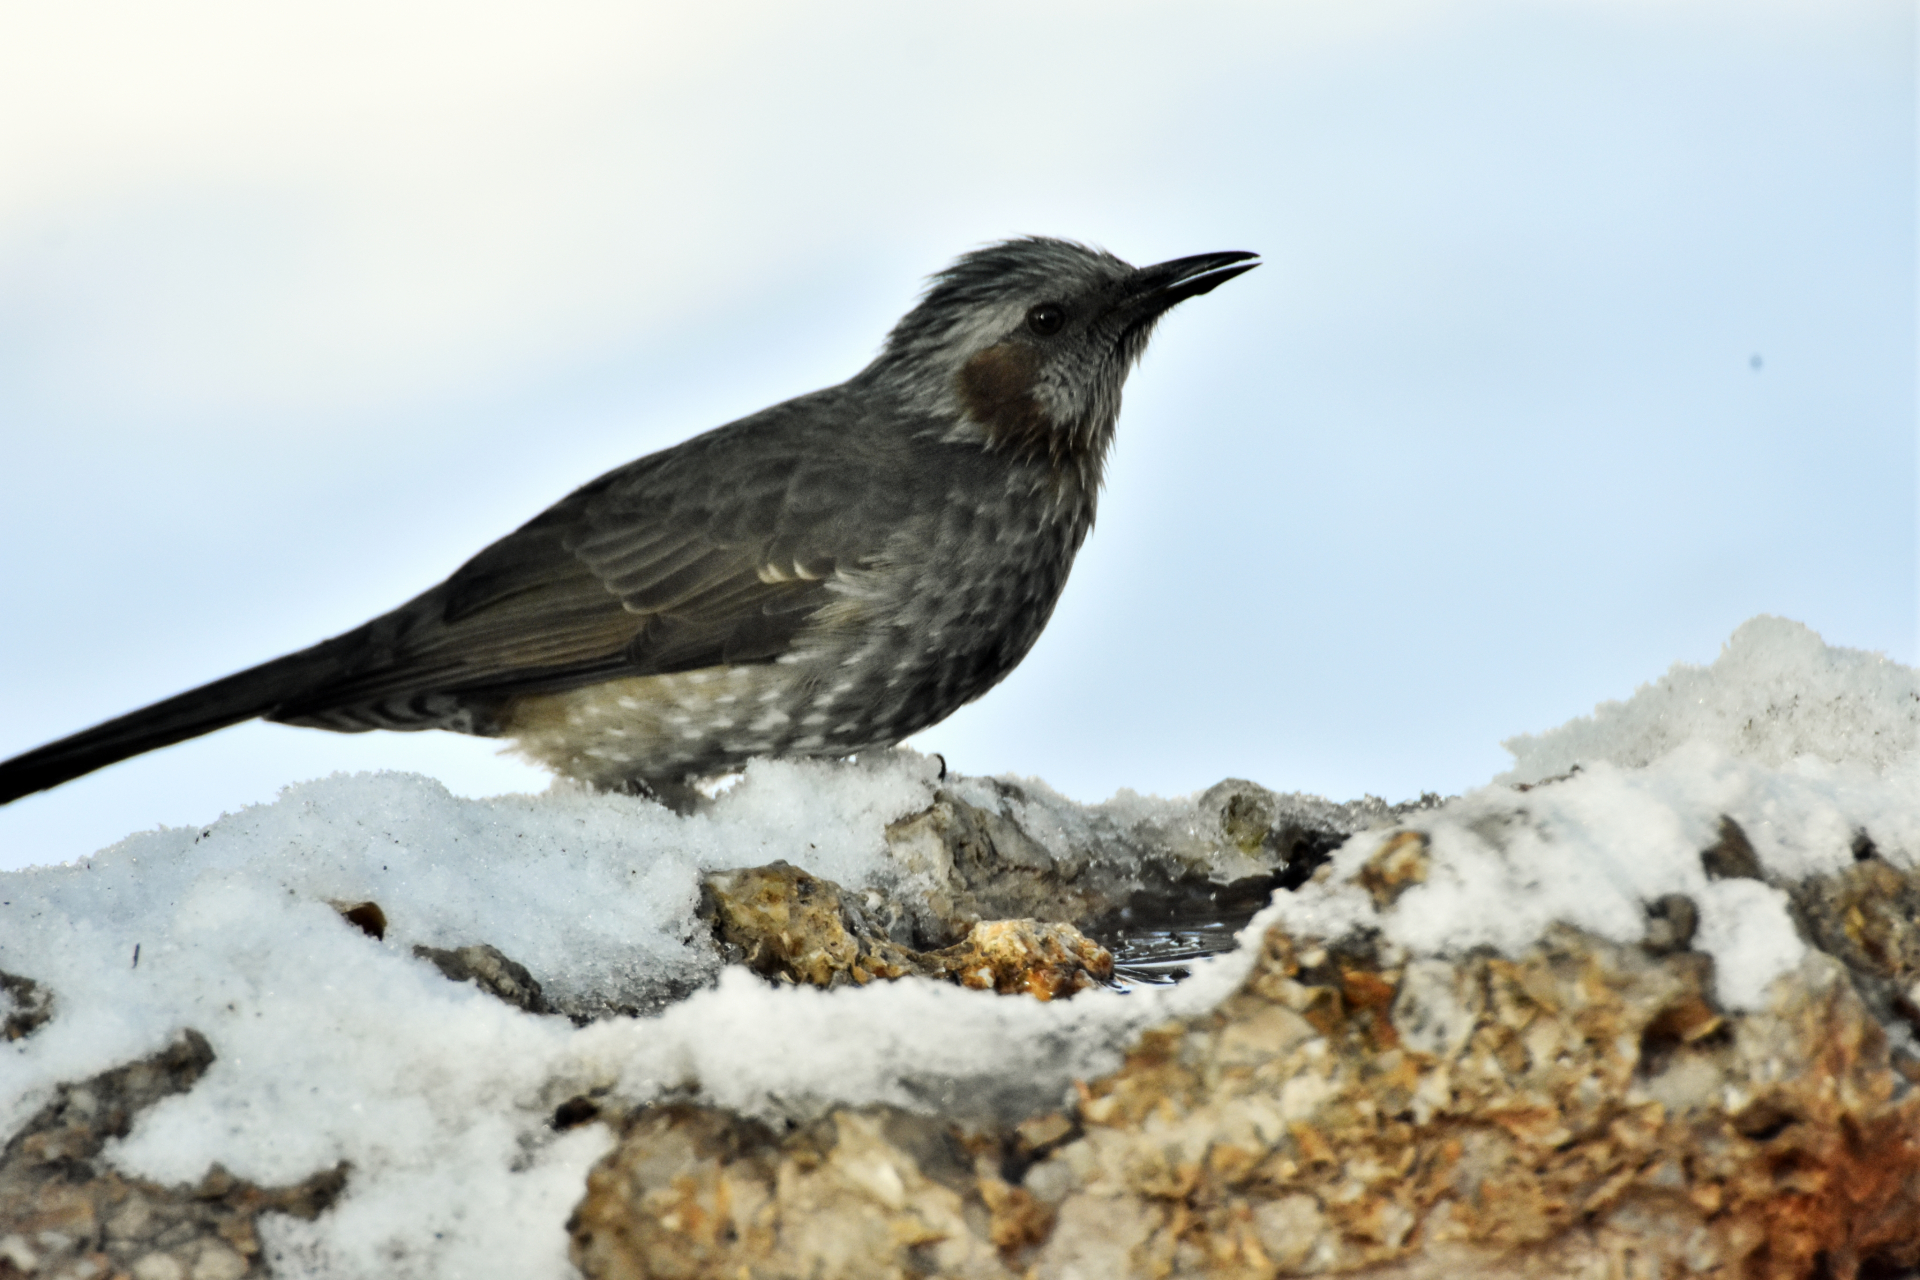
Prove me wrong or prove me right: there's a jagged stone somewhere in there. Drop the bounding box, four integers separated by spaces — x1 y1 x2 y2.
701 861 928 987
700 861 1111 999
1702 815 1766 881
932 919 1114 1000
328 900 387 941
571 909 1920 1279
881 781 1402 948
569 1105 1026 1280
1353 830 1429 910
1642 893 1700 955
412 942 553 1015
1 970 53 1043
0 1032 347 1279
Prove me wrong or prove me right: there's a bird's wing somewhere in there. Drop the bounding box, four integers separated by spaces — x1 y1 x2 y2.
269 401 914 726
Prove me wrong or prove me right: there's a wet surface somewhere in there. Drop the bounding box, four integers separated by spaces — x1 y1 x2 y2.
1097 878 1287 988
1095 832 1348 989
1105 920 1249 987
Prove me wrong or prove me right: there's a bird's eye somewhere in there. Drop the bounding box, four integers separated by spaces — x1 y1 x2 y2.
1026 303 1067 337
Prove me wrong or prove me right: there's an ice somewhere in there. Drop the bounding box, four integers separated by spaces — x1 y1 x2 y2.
3 614 1917 1276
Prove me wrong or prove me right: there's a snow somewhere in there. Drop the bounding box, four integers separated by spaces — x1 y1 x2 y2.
1277 617 1918 1012
4 614 1917 1277
1500 615 1920 782
0 753 1264 1278
1272 754 1823 1010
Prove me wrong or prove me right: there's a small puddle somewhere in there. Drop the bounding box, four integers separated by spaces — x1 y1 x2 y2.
1096 871 1305 989
1105 920 1249 987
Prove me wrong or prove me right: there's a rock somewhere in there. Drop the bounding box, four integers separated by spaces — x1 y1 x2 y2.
931 919 1114 1000
881 781 1407 949
569 1105 1019 1280
328 900 387 940
1787 855 1920 1061
412 942 553 1015
1 969 53 1042
565 785 1920 1275
1199 779 1377 891
881 787 1094 946
701 861 1112 1000
701 861 925 988
0 1032 347 1279
1642 893 1700 954
1353 830 1429 909
1701 815 1766 881
572 909 1920 1278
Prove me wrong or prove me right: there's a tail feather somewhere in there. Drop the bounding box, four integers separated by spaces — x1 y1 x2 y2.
0 646 348 805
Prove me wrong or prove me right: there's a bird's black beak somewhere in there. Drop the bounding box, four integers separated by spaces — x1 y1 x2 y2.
1114 250 1260 323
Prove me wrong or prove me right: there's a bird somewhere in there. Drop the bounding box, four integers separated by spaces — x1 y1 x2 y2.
0 237 1257 811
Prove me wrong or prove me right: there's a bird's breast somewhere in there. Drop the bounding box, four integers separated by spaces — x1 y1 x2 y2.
503 455 1094 790
809 474 1091 714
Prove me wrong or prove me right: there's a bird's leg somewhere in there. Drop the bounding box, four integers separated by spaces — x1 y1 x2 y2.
618 775 707 817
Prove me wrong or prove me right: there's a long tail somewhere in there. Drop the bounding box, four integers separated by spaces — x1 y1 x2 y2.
0 645 348 805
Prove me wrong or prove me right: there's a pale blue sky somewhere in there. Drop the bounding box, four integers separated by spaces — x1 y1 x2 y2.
1 0 1912 869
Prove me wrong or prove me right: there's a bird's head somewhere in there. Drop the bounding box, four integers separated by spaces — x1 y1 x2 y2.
871 237 1258 486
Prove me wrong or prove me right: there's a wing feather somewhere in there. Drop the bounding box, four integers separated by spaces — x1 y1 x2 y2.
269 387 924 729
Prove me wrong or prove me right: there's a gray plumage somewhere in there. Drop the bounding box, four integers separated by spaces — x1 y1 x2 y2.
0 238 1257 808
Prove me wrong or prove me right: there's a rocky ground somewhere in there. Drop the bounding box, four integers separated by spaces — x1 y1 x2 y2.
6 765 1919 1279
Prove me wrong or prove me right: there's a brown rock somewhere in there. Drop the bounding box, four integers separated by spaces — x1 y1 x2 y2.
1354 830 1430 909
1702 814 1766 881
412 942 553 1015
1 969 53 1042
701 861 925 988
930 919 1113 1001
701 861 1113 1000
329 899 387 940
0 1032 347 1280
1642 892 1700 954
570 1106 1014 1280
1789 855 1920 985
572 917 1920 1278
